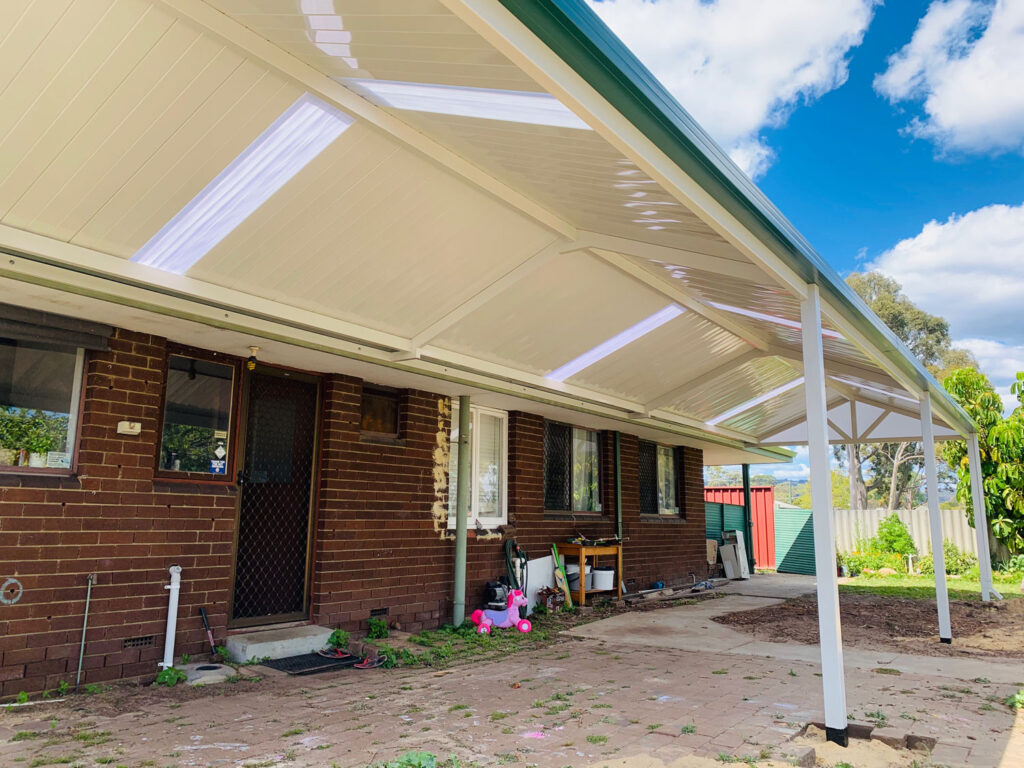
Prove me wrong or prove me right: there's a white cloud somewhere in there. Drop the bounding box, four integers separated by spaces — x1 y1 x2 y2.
869 202 1024 345
770 464 811 481
957 338 1024 381
586 0 877 177
875 0 1024 154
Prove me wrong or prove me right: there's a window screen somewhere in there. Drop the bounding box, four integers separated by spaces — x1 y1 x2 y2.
159 355 234 475
638 440 658 516
0 339 82 470
544 421 571 510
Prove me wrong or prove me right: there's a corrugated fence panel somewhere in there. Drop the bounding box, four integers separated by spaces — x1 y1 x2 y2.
833 508 977 556
705 502 723 541
724 504 746 536
704 486 776 568
774 509 816 575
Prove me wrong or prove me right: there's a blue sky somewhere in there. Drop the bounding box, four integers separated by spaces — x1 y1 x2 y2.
589 0 1024 479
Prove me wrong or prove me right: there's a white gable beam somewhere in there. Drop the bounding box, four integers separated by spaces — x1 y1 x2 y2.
156 0 577 241
587 247 775 351
409 237 577 349
575 231 766 283
642 348 762 414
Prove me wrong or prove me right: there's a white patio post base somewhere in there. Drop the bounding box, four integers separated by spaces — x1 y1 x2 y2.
968 434 1001 601
921 395 952 642
801 285 848 746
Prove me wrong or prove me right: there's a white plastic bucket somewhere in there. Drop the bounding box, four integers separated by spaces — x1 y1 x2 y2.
592 567 615 591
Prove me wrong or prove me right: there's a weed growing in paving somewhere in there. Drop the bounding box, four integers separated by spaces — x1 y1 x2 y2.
1006 690 1024 709
282 727 306 737
646 723 662 731
586 734 608 745
711 669 728 675
874 667 902 675
864 709 888 726
680 724 696 734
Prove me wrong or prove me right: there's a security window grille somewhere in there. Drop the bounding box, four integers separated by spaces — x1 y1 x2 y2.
159 355 235 477
448 404 508 527
638 440 658 516
361 384 399 437
0 339 84 471
639 441 681 516
544 421 601 512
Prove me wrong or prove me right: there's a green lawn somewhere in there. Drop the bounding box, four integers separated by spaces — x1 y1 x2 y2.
839 574 1021 601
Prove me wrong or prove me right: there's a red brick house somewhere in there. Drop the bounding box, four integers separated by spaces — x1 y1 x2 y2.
0 0 987 744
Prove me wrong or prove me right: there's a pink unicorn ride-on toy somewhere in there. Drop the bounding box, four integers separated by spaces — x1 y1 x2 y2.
470 588 532 635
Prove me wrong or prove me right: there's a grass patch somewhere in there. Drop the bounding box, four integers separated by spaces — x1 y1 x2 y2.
874 668 902 676
840 575 1022 601
586 734 608 745
680 723 696 734
11 732 39 742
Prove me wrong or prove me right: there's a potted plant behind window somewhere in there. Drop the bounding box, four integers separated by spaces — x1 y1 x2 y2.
0 408 27 466
23 414 57 468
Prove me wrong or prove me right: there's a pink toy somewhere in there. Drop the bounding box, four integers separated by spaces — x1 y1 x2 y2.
470 588 532 635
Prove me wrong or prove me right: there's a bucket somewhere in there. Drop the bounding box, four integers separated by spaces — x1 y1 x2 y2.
585 572 593 590
592 566 615 591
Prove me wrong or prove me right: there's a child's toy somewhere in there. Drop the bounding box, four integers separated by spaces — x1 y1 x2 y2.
470 588 531 634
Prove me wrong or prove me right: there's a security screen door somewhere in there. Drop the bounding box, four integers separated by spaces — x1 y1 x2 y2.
230 367 319 627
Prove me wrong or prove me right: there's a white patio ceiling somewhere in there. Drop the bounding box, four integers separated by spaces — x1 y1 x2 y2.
0 0 971 462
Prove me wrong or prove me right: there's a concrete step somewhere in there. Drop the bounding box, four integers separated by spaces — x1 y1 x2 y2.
225 625 333 663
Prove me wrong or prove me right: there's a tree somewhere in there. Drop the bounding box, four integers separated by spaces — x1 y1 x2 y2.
794 469 849 510
843 272 977 510
941 369 1024 554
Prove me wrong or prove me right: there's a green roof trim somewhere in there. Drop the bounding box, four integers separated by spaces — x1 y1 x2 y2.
499 0 975 435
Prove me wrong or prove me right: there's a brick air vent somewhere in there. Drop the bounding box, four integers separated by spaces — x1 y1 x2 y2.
122 635 155 649
369 607 388 617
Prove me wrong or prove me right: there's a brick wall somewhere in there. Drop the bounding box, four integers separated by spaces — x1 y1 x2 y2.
0 330 236 696
1 329 707 695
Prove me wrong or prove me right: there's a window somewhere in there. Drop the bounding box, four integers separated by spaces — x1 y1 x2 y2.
158 355 236 477
0 340 84 471
657 445 677 515
448 404 508 527
639 440 680 516
361 384 399 437
544 421 602 512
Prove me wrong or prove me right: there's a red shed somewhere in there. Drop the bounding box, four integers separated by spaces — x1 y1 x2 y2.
704 486 776 569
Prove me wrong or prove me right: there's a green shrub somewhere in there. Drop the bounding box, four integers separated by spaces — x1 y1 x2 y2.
919 541 978 575
999 554 1024 574
367 617 389 640
838 550 906 576
875 514 917 556
154 667 188 687
327 628 350 649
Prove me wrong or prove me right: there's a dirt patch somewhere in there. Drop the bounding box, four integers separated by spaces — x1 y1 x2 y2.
715 592 1024 657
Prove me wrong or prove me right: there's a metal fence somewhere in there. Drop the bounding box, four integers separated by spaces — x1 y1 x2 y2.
833 507 977 555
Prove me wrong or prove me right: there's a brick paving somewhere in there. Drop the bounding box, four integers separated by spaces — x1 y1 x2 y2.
1 635 1021 767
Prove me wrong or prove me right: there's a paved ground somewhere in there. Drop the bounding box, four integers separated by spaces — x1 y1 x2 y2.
3 600 1022 767
568 587 1024 683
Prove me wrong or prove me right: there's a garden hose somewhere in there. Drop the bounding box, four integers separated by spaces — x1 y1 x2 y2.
505 539 528 591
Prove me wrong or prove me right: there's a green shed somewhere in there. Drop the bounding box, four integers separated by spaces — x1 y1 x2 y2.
774 508 816 575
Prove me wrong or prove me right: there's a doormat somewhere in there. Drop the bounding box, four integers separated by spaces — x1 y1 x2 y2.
259 652 359 676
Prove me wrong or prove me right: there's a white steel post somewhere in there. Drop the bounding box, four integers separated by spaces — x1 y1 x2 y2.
921 395 952 642
968 433 1001 601
800 285 848 747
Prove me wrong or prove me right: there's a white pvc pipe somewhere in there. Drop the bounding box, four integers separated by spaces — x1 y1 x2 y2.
800 285 848 744
968 434 1001 601
160 565 183 669
921 395 952 642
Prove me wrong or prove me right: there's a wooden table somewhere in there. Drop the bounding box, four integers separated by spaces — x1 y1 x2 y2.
558 541 622 606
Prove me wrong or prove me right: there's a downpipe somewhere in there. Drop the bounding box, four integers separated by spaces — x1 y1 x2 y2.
74 573 95 692
159 565 183 670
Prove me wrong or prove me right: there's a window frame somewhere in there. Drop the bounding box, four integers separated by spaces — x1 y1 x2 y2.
543 420 603 514
0 343 86 477
656 444 679 516
360 383 401 440
154 346 242 484
447 403 509 529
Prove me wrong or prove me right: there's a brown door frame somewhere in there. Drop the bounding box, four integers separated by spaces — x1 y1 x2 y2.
227 363 322 629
